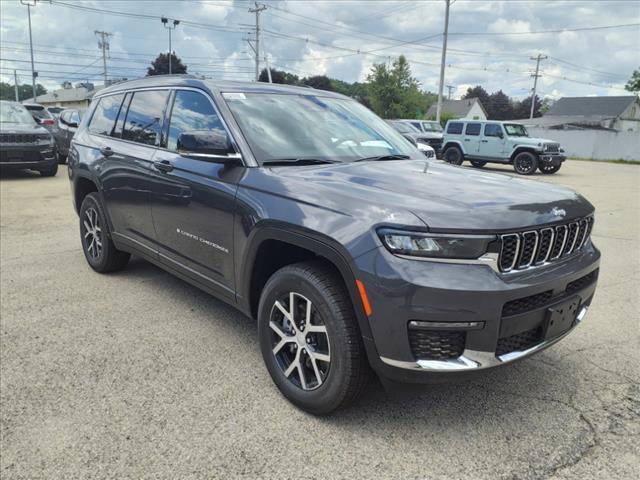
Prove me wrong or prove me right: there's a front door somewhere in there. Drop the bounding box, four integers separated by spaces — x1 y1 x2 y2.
478 123 507 158
148 89 242 300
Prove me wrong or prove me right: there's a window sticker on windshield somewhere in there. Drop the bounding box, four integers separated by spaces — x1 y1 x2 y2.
223 92 246 100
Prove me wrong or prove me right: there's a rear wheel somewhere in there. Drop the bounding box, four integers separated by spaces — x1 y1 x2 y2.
79 193 130 273
513 152 538 175
470 160 487 168
539 163 561 174
443 145 464 165
258 261 370 414
39 163 58 177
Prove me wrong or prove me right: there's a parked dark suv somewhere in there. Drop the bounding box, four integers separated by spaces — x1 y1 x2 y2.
68 76 600 414
0 100 58 176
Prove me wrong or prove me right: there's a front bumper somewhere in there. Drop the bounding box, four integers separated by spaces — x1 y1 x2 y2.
355 241 599 382
0 144 56 169
539 153 566 165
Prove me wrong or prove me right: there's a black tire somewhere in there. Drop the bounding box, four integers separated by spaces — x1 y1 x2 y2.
79 192 130 273
442 145 464 165
470 160 487 168
539 163 561 174
39 163 58 177
513 151 538 175
58 152 68 165
258 261 370 414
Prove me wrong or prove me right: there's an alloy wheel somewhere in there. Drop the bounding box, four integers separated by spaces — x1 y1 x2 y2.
82 207 103 260
269 292 331 391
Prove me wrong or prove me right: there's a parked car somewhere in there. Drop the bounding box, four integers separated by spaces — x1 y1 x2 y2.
47 106 64 118
22 103 56 130
53 108 83 163
441 119 566 174
0 100 58 176
397 119 443 154
68 77 599 414
386 120 436 158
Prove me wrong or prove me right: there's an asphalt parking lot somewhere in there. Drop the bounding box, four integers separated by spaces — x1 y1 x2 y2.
1 160 638 479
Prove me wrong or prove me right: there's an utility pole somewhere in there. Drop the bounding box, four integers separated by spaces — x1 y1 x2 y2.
249 2 266 81
529 54 547 119
435 0 451 123
20 0 38 101
94 30 112 86
161 17 180 74
14 70 19 101
446 85 455 100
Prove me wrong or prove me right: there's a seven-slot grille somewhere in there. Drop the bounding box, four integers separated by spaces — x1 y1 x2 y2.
543 143 560 153
0 133 40 143
499 216 593 272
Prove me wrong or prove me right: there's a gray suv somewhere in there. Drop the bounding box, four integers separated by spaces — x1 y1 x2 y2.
442 119 566 174
68 76 599 414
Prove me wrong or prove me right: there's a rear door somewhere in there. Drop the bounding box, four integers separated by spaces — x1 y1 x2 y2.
148 88 242 299
479 123 507 159
463 122 482 154
90 90 170 252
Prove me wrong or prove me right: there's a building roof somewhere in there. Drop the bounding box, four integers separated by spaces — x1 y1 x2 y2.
514 115 612 128
545 96 637 117
426 98 487 118
25 85 101 104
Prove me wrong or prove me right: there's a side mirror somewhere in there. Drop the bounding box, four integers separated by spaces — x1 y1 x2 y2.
176 129 239 162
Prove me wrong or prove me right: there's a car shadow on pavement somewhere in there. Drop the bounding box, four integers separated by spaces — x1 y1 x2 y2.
0 169 44 181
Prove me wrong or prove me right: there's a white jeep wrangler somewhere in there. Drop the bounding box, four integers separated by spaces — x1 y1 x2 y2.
441 119 566 175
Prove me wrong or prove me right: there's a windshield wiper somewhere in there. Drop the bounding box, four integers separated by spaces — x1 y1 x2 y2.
354 154 411 162
262 158 340 166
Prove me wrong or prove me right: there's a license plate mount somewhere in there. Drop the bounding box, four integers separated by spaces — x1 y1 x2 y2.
544 296 580 340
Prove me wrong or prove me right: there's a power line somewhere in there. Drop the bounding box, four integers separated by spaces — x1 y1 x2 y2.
449 22 640 36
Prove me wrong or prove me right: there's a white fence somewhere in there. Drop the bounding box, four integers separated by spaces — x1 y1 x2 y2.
527 128 640 162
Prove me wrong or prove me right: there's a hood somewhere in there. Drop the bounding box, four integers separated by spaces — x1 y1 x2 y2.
509 136 558 146
267 160 593 232
0 123 49 135
417 131 443 140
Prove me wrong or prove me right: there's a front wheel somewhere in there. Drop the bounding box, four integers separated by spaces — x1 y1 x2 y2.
39 163 58 177
513 152 538 175
442 146 464 165
539 163 561 174
258 261 370 414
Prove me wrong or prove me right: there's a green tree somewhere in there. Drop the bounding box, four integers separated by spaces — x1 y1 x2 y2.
258 68 299 84
514 95 543 119
487 90 514 120
625 68 640 93
366 55 423 118
0 82 47 101
302 75 333 91
147 53 187 76
462 85 491 114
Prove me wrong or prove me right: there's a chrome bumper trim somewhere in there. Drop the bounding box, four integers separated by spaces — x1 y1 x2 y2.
380 305 588 372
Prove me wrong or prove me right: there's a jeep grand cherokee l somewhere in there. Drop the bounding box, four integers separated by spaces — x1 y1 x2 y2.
0 100 58 176
67 76 600 414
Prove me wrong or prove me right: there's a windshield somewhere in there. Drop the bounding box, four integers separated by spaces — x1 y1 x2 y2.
223 93 421 164
389 121 418 134
24 105 52 120
0 103 36 124
422 122 443 132
504 124 529 137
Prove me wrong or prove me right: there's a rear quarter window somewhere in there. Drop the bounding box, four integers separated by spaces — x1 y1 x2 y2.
88 94 125 136
446 122 463 134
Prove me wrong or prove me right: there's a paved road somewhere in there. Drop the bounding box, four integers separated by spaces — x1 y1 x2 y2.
1 161 638 479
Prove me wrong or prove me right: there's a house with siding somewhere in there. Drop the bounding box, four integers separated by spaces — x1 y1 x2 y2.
426 98 488 120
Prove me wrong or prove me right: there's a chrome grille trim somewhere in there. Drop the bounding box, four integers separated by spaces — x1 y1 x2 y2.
498 215 593 274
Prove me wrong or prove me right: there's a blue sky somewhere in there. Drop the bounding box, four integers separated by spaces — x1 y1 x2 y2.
1 0 638 99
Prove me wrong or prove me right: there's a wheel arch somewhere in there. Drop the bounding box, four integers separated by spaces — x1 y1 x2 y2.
239 225 375 344
510 146 540 162
442 140 465 155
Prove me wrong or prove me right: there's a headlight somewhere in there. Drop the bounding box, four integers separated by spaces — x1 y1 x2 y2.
378 229 495 259
416 141 431 152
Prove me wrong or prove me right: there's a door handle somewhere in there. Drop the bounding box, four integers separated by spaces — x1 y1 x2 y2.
464 138 470 141
481 140 488 143
153 160 174 173
100 147 114 157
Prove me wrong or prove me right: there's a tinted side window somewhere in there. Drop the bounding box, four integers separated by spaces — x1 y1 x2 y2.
409 121 421 131
122 90 169 146
167 90 225 151
89 94 124 136
484 123 503 137
465 123 481 136
447 122 463 134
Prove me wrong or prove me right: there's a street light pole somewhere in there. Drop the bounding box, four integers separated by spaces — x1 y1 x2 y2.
161 17 180 74
20 0 38 101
